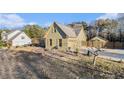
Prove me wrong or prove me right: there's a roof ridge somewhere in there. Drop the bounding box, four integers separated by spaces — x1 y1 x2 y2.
92 36 107 41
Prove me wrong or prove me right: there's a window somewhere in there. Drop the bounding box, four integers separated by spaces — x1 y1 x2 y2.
59 39 62 47
50 39 52 46
21 36 25 39
55 29 57 33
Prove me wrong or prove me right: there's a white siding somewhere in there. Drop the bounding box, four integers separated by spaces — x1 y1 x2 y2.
12 32 32 46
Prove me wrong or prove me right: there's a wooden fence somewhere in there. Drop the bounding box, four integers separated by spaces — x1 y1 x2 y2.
82 41 124 49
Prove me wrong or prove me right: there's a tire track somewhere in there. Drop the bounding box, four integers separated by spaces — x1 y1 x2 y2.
14 61 38 79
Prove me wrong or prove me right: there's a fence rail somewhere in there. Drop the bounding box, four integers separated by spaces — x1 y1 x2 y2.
82 41 124 49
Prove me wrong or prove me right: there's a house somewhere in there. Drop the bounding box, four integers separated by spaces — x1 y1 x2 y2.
90 36 108 48
1 30 32 47
44 22 87 51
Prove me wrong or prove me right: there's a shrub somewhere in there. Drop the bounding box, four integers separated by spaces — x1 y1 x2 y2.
0 41 6 48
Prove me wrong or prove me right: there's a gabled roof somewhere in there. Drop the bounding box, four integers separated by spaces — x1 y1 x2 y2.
73 28 82 36
7 30 21 35
8 32 22 41
54 22 77 37
4 30 25 42
91 36 107 42
44 22 86 38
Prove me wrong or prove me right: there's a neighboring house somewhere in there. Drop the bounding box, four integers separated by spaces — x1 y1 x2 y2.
44 22 87 51
90 36 108 48
1 30 32 47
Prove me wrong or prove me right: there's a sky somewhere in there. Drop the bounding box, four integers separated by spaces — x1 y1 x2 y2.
0 13 119 29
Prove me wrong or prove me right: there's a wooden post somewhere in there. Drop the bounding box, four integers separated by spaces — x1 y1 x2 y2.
93 55 97 66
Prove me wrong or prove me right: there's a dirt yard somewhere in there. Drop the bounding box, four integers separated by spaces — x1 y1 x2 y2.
0 47 124 79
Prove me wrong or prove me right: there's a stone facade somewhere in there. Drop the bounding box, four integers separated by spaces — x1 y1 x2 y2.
44 22 87 51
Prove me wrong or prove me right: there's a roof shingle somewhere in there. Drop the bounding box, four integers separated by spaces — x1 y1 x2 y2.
55 22 77 37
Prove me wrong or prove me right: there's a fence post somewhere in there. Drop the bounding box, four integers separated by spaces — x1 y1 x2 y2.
93 55 97 66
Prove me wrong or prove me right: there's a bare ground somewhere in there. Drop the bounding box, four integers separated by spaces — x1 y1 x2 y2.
0 47 124 79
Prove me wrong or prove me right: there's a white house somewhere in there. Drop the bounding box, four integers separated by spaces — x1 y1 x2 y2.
1 30 32 47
